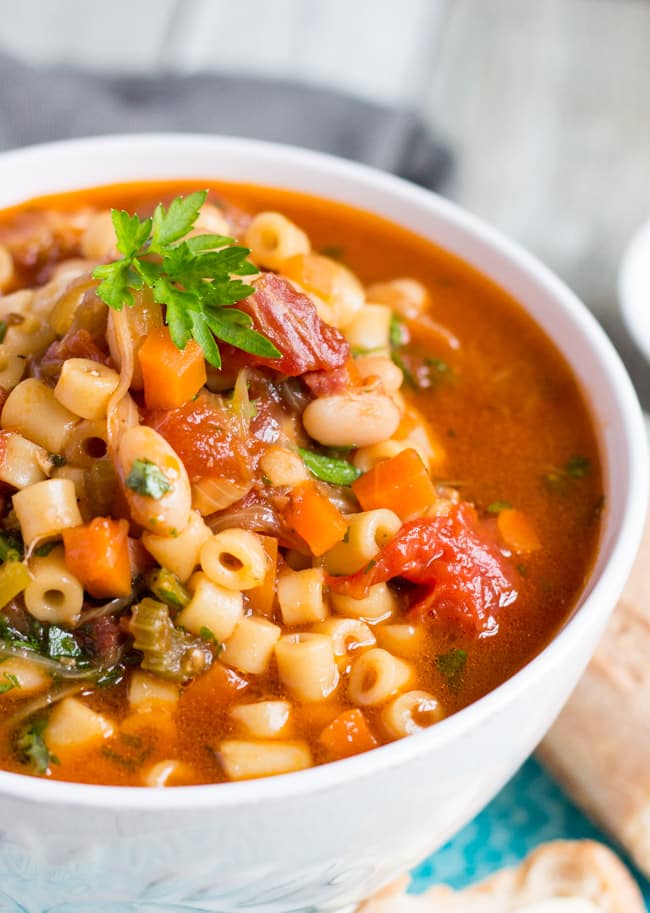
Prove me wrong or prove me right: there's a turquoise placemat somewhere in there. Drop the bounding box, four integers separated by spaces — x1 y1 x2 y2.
409 758 650 907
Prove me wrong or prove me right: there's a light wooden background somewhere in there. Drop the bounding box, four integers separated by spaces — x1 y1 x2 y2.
0 0 648 398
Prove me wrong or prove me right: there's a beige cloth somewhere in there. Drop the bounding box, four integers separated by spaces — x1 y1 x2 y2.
539 493 650 875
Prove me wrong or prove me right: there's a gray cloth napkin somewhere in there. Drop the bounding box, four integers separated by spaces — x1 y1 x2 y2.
0 52 452 191
1 51 647 407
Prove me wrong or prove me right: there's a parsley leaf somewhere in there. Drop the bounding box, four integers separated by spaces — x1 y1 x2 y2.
298 448 362 486
487 501 512 514
390 315 407 348
566 455 591 478
45 626 84 661
0 615 41 652
544 455 592 493
0 672 20 694
33 540 59 558
125 459 171 499
111 210 153 258
150 191 206 249
92 191 281 368
0 532 23 563
436 648 467 687
0 320 7 344
16 718 59 775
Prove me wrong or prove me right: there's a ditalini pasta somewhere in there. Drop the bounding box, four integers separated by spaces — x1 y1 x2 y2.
0 182 602 786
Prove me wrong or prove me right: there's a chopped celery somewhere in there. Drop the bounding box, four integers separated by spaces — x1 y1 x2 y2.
146 569 190 611
0 562 31 609
129 598 211 681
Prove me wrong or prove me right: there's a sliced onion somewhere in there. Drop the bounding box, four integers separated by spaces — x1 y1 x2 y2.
192 476 253 515
278 379 310 414
208 503 281 536
106 307 136 452
77 593 135 626
7 682 86 727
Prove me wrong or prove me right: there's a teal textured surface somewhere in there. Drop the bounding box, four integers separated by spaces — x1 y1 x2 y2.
410 758 650 907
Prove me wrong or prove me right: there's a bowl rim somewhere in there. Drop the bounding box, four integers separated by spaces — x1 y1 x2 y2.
0 132 646 810
619 217 650 363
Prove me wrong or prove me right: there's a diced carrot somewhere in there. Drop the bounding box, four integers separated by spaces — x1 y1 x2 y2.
497 508 541 554
62 517 132 599
179 661 248 714
285 480 348 556
319 708 378 760
247 535 278 617
138 326 207 410
352 447 436 520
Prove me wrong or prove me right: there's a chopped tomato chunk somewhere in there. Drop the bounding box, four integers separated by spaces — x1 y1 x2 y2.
222 274 350 376
328 503 517 636
144 394 250 486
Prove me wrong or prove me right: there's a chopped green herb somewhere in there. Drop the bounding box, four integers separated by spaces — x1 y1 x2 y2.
261 474 272 487
47 453 67 468
33 540 59 558
351 346 383 357
516 563 528 577
545 455 592 494
566 455 591 478
390 315 407 349
425 357 451 378
199 627 224 655
364 559 377 574
96 665 125 689
147 568 191 611
92 191 281 369
298 448 361 487
0 672 20 694
319 244 345 261
46 626 85 662
126 459 172 499
390 350 416 388
487 501 512 514
16 718 59 775
0 615 40 651
0 532 23 563
102 733 152 771
544 470 568 494
343 526 351 544
436 648 467 687
0 321 7 344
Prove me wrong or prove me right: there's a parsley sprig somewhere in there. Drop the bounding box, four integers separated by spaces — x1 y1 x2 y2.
92 190 281 369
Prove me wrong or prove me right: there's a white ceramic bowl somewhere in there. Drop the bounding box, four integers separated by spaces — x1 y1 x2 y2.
619 218 650 362
0 135 646 913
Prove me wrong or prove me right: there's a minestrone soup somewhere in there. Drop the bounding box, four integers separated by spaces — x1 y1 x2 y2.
0 183 602 786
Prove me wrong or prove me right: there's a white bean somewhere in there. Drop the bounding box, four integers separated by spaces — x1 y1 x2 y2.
116 425 191 536
354 355 404 394
302 391 401 448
